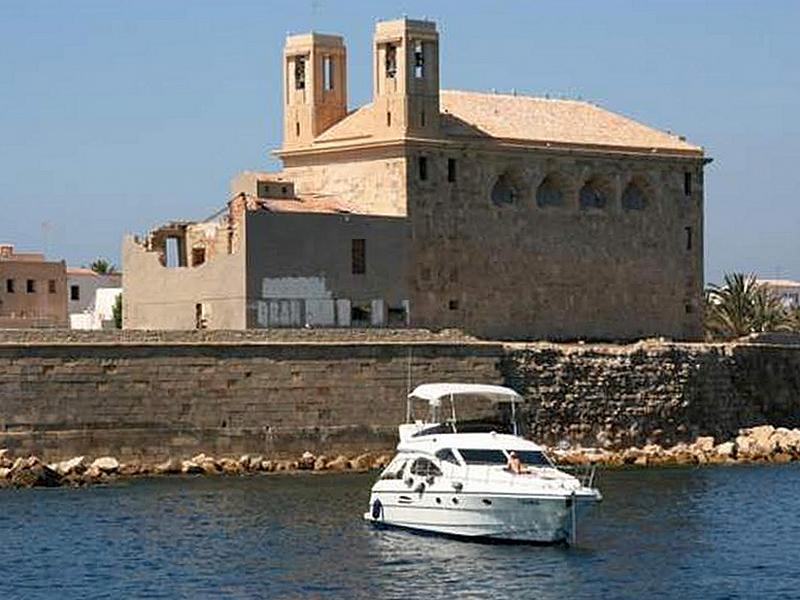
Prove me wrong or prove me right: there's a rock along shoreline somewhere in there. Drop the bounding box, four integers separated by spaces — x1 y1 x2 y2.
1 425 799 490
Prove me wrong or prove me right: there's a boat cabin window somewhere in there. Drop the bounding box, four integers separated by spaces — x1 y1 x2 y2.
509 450 553 467
379 457 407 480
434 448 461 466
457 449 508 465
410 458 442 478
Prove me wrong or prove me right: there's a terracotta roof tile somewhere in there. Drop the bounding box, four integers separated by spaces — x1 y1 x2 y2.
309 90 702 155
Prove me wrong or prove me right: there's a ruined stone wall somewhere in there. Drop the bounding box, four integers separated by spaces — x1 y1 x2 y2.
122 235 246 330
407 145 705 341
503 341 800 448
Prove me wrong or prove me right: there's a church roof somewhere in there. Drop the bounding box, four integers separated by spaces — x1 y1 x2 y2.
440 90 701 154
311 90 702 156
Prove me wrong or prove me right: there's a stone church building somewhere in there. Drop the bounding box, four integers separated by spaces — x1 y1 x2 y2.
123 18 708 340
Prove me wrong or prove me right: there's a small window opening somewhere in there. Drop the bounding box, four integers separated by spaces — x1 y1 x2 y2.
352 239 366 275
70 285 80 301
418 156 428 181
195 303 207 329
413 41 424 78
385 44 397 78
26 279 36 294
622 183 646 210
350 303 372 326
420 110 426 127
191 247 206 267
323 55 333 91
48 280 56 294
684 171 692 196
685 303 693 314
281 186 288 195
447 158 456 183
491 173 517 206
387 306 407 327
6 279 15 294
536 177 563 207
579 182 607 210
386 111 392 127
448 299 459 311
295 121 300 137
685 226 693 251
165 237 181 268
294 56 306 90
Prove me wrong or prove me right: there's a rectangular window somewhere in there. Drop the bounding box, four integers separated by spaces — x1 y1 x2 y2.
413 40 424 78
448 299 459 311
70 285 80 301
447 158 456 183
420 110 426 127
418 156 428 181
294 56 306 90
191 247 206 267
685 226 693 251
386 111 391 127
26 279 36 293
5 279 14 294
48 279 56 294
385 44 397 78
351 239 366 275
323 55 333 91
684 171 692 196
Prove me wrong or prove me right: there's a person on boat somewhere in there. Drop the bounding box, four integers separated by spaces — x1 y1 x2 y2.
507 451 524 474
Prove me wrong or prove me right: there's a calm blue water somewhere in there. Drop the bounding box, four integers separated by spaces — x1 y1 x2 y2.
1 465 798 599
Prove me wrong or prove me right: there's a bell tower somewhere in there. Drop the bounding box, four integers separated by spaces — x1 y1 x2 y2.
372 18 439 137
283 32 347 149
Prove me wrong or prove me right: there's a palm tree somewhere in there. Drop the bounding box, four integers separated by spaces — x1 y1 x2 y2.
89 258 116 274
705 272 789 339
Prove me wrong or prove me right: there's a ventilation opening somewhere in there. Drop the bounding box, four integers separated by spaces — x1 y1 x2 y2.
323 55 333 90
413 40 424 78
447 158 456 183
418 156 428 181
385 44 397 78
386 111 391 127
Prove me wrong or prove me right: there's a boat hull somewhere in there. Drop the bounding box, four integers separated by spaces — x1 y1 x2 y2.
364 491 599 543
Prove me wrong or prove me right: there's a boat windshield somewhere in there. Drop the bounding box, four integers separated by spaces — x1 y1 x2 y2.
509 450 553 467
457 449 508 465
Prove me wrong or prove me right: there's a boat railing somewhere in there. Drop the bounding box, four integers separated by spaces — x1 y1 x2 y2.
558 464 598 489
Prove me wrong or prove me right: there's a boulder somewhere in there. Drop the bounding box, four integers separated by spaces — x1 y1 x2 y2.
191 453 210 464
692 436 715 453
298 451 316 470
219 458 243 475
0 448 12 468
181 460 204 475
372 454 392 470
350 453 374 471
770 452 793 464
91 457 120 473
10 463 61 488
313 456 328 471
52 456 88 476
0 467 10 479
714 441 736 459
154 458 182 474
118 462 143 477
260 460 276 472
325 455 351 471
200 460 220 475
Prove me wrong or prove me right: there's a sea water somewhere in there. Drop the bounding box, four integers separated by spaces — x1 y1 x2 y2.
1 465 798 599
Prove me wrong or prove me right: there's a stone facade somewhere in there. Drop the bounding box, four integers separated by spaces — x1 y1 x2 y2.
124 17 708 341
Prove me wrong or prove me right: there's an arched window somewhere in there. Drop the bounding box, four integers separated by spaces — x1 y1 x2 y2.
535 177 563 207
579 181 608 209
491 173 517 206
622 182 647 210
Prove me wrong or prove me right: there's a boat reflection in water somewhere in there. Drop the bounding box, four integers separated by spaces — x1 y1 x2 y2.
364 383 602 544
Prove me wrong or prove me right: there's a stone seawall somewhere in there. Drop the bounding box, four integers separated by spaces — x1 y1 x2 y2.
0 338 503 461
0 331 799 461
503 341 800 448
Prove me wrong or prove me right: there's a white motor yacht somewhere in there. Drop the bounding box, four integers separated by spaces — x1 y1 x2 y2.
364 383 602 544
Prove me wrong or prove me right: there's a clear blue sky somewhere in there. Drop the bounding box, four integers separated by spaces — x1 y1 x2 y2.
1 0 798 284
